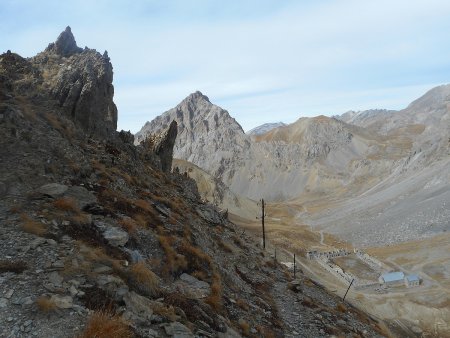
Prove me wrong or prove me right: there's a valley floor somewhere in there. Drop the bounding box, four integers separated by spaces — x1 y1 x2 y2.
230 203 450 338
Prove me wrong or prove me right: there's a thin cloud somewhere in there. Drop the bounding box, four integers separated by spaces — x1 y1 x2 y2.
1 1 449 132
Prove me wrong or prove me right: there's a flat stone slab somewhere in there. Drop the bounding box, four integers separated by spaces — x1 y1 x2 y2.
38 183 68 198
175 273 211 299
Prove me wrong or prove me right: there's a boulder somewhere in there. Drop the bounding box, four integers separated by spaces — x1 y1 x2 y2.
164 322 194 338
123 291 155 323
196 204 224 225
103 227 129 247
65 186 97 209
175 273 211 299
38 183 68 198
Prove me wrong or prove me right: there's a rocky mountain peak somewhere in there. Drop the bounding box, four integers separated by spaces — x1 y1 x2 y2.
182 90 210 104
45 26 82 57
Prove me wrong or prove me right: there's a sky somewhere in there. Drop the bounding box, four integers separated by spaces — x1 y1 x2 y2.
1 0 450 133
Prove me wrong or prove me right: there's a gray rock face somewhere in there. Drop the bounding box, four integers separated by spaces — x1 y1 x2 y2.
142 120 178 172
138 119 178 172
45 26 82 57
35 27 118 138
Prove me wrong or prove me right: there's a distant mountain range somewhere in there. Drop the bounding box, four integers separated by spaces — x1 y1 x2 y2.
247 122 286 136
136 85 450 246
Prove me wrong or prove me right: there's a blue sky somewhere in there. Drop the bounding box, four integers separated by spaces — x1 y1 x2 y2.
1 0 450 132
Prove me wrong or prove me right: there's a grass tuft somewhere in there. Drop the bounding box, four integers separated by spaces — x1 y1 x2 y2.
238 319 250 336
53 197 79 212
78 311 133 338
36 296 57 313
205 272 222 311
129 262 159 296
20 214 47 236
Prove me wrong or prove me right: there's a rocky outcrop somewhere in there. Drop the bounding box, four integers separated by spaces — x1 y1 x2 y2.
152 120 178 172
0 27 117 138
37 27 117 138
0 26 118 139
140 120 178 172
45 26 83 57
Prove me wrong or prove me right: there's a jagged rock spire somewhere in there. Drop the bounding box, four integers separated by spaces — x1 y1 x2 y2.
45 26 82 57
188 91 209 102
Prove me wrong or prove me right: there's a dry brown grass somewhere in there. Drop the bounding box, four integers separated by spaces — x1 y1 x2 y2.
133 199 153 212
36 296 57 313
158 233 187 275
109 167 134 185
78 311 133 338
218 239 233 253
53 197 79 212
236 298 250 311
238 319 250 336
0 260 28 273
191 270 208 281
132 214 148 228
83 246 116 267
336 302 347 313
20 214 47 236
69 213 91 225
118 218 137 234
152 303 178 322
256 325 276 338
205 272 223 311
44 112 63 132
179 240 212 272
265 259 277 269
129 262 159 295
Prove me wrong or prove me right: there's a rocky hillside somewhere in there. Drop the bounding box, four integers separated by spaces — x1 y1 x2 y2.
0 28 386 337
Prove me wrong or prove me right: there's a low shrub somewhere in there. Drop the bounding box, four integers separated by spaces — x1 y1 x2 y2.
78 311 133 338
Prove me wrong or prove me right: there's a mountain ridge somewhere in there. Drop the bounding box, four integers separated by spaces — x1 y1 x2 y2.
137 85 450 246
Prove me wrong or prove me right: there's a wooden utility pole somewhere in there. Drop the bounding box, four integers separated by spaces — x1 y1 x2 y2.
261 198 266 249
294 253 296 278
343 278 354 302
